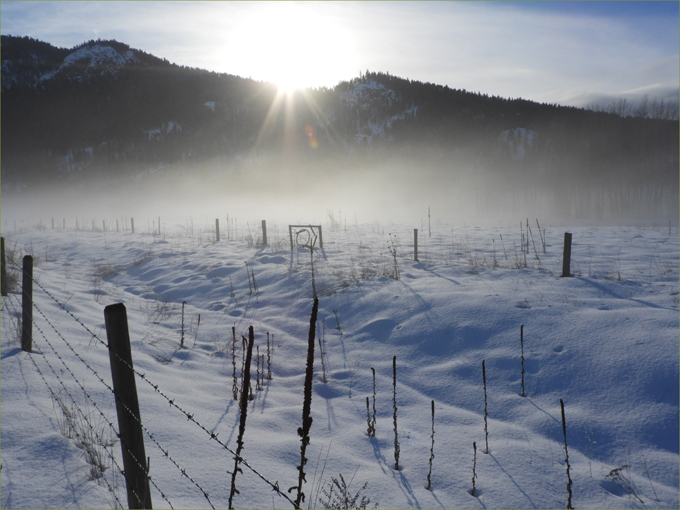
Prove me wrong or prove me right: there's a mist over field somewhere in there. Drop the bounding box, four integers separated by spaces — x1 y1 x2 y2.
2 37 678 232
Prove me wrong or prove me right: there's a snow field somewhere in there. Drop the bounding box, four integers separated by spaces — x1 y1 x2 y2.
1 220 678 509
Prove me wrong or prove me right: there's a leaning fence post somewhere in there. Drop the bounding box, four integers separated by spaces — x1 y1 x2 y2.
414 229 419 262
21 255 33 352
104 303 152 509
561 233 572 278
262 220 267 245
1 237 7 296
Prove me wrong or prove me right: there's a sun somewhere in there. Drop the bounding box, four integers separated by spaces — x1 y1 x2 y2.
227 3 355 91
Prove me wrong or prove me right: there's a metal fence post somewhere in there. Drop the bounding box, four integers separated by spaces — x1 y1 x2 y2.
414 229 419 262
562 232 572 277
21 255 33 352
1 237 7 296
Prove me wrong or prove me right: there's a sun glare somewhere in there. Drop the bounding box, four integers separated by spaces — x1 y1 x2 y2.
228 3 355 91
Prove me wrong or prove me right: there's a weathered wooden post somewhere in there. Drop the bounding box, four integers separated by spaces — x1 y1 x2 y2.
261 220 267 245
131 218 135 234
318 225 323 249
561 233 572 278
215 219 220 242
1 237 7 296
21 255 33 352
104 303 152 509
289 225 294 250
158 217 161 236
414 229 419 262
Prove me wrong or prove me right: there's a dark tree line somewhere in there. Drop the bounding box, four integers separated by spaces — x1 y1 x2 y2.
2 36 677 221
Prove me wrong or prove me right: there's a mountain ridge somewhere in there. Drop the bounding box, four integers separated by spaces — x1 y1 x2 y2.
1 35 677 222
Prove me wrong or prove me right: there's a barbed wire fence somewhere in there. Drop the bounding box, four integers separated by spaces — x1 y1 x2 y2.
2 253 300 509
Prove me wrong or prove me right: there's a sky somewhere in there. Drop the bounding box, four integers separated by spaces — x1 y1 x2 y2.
1 1 678 107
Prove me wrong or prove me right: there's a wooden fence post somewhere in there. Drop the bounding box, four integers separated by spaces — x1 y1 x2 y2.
158 217 161 236
289 225 294 250
414 229 419 262
261 220 267 245
21 255 33 352
104 303 152 509
1 237 7 296
215 219 220 242
318 225 323 249
131 218 135 234
561 233 572 278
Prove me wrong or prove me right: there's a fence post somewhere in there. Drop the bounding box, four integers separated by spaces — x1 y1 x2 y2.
215 219 220 242
1 237 7 296
104 303 152 509
414 229 419 262
261 220 267 245
561 233 572 278
21 255 33 352
158 217 161 236
289 225 294 250
318 225 323 249
51 218 55 230
131 218 135 234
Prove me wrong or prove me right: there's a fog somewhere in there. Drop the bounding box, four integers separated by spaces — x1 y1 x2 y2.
2 152 677 234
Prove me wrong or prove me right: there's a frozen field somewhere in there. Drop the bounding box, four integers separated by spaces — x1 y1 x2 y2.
1 218 678 509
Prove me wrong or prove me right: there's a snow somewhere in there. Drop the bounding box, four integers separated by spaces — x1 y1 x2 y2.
1 219 678 509
63 45 133 69
499 128 537 161
37 44 143 83
145 122 182 141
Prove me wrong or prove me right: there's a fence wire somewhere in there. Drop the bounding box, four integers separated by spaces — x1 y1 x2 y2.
3 259 300 509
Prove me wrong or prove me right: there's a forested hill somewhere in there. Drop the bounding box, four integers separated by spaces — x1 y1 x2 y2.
2 35 678 221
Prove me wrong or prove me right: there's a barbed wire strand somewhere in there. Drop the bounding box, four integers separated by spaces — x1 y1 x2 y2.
4 294 127 508
8 264 298 508
29 293 209 506
8 293 173 509
30 299 180 508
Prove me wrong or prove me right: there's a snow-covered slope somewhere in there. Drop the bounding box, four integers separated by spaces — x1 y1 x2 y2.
341 80 418 143
38 43 145 83
1 220 678 509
